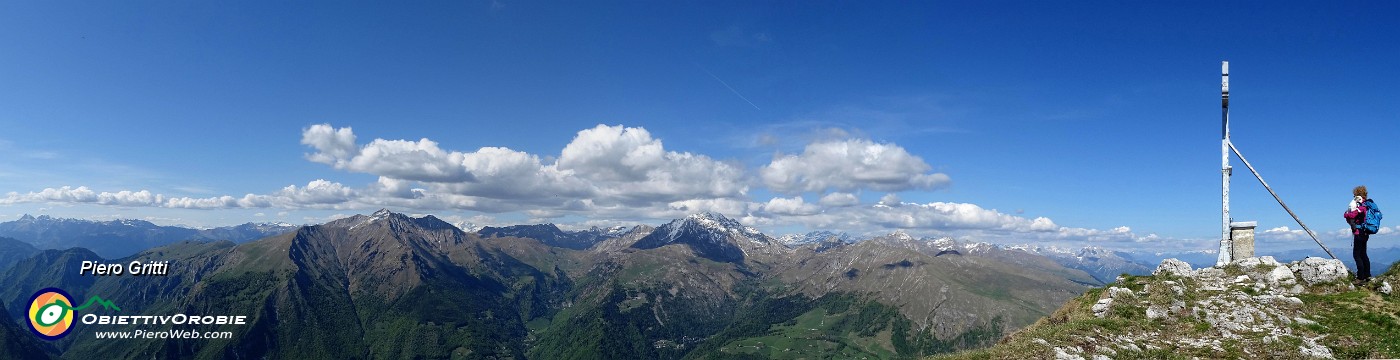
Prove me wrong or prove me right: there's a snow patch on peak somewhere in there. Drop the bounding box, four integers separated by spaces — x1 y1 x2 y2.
1007 243 1078 256
454 222 483 233
352 209 396 230
932 237 958 251
677 212 766 243
778 231 853 246
603 225 629 237
962 241 994 254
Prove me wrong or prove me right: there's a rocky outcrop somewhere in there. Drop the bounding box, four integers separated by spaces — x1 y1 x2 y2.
1289 257 1351 286
937 252 1400 360
1152 258 1194 277
1011 257 1354 360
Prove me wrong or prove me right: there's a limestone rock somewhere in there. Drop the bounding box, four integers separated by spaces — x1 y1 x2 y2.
1146 305 1168 319
1234 256 1282 269
1299 336 1333 358
1108 286 1134 299
1055 347 1084 360
1288 257 1349 286
1092 298 1114 318
1263 265 1300 292
1154 258 1194 277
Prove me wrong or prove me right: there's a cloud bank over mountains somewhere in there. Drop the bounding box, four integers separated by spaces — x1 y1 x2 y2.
1 123 1184 247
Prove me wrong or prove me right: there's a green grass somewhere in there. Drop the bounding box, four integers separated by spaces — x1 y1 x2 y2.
714 307 898 359
1297 285 1400 358
716 305 890 358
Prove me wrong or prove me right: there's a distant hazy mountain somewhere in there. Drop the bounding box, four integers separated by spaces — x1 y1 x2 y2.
0 214 298 258
586 224 655 253
779 230 856 252
778 230 852 246
477 223 626 250
1010 245 1155 283
193 221 299 244
1259 246 1400 277
1118 249 1219 269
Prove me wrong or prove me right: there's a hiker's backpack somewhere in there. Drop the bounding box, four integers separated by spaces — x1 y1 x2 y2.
1361 199 1383 235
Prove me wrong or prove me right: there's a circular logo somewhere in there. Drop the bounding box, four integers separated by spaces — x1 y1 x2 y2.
27 288 75 340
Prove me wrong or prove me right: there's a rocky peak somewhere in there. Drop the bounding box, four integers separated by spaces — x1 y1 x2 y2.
1077 246 1112 257
669 212 769 245
330 209 455 233
632 213 777 263
578 225 630 238
602 225 630 237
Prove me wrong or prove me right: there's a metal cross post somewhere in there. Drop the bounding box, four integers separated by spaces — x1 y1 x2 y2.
1212 61 1338 263
1217 61 1232 266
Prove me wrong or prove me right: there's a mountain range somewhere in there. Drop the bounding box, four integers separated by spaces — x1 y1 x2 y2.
1008 245 1154 284
0 215 299 258
0 210 1173 358
477 223 627 250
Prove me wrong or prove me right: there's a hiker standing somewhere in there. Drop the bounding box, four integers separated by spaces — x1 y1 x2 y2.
1344 186 1382 284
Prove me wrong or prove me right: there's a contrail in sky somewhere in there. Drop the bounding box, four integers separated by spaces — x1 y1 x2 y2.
696 64 761 110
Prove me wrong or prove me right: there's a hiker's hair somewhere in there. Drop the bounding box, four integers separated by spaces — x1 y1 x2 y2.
1354 185 1368 199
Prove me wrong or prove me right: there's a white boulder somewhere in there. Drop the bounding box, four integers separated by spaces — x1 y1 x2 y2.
1154 258 1194 277
1092 298 1114 318
1108 286 1134 299
1263 265 1300 289
1288 257 1350 286
1234 256 1282 268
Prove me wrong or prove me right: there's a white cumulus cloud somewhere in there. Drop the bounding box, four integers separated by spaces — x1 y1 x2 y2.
301 124 359 165
3 180 361 210
303 124 472 182
559 125 747 205
763 196 821 216
760 139 951 194
275 179 357 205
818 192 859 207
301 124 747 210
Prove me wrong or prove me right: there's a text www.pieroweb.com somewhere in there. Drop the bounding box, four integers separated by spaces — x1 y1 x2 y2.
94 329 234 340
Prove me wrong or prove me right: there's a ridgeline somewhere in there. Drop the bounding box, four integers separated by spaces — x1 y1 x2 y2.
935 257 1400 359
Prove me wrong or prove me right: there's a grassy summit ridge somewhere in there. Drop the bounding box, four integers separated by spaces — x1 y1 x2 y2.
935 257 1400 359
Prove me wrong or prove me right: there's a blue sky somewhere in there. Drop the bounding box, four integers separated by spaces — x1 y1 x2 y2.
1 1 1397 252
